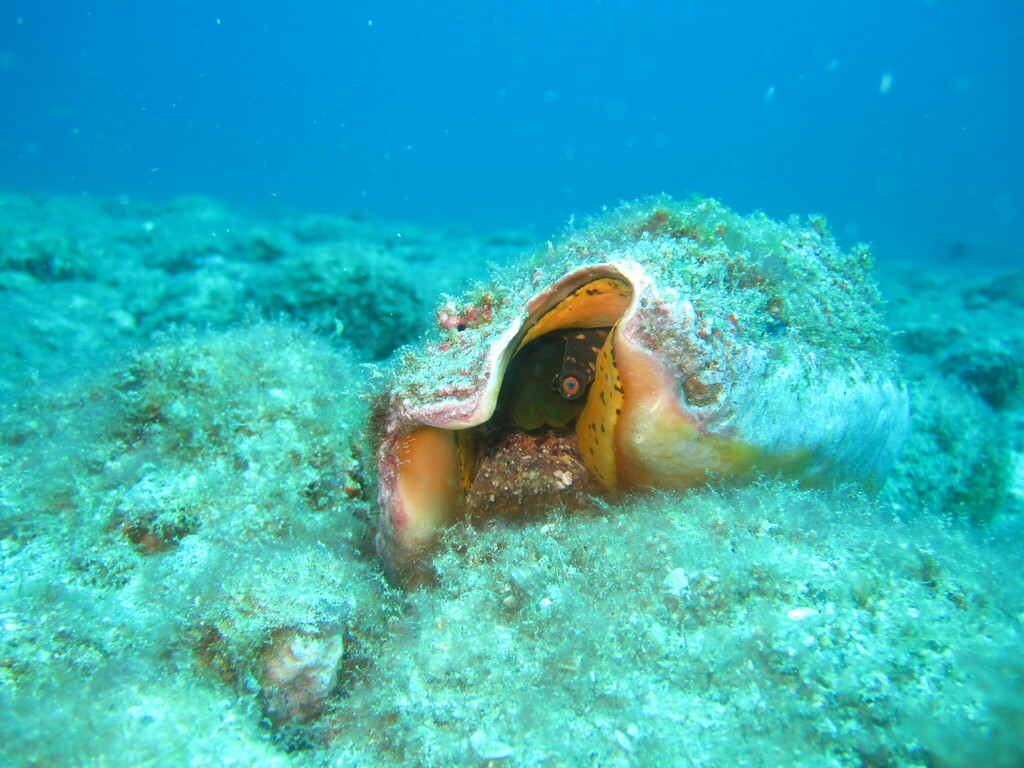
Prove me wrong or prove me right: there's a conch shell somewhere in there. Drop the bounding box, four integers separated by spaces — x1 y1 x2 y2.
374 197 908 578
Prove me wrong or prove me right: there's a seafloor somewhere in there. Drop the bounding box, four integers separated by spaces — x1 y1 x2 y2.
0 192 1021 767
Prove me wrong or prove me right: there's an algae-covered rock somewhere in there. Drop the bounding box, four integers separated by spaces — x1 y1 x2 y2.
879 261 1024 523
0 192 509 401
0 321 398 760
941 347 1023 411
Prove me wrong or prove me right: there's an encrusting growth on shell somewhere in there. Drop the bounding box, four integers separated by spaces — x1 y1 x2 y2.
374 195 909 579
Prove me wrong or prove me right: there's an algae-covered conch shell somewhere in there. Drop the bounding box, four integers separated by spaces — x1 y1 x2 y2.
374 196 909 577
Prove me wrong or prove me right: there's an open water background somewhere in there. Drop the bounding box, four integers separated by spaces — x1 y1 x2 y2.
1 1 1022 264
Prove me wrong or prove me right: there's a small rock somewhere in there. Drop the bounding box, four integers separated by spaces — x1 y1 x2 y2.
257 625 345 725
971 269 1024 306
664 568 690 596
469 729 514 760
786 607 820 621
941 348 1023 409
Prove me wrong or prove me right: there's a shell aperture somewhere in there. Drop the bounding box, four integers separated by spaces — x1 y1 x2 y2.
500 326 612 430
498 275 628 432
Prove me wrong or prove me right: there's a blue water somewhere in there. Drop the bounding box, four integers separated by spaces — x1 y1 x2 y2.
1 1 1022 264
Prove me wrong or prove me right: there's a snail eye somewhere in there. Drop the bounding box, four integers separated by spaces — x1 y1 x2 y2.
560 376 580 397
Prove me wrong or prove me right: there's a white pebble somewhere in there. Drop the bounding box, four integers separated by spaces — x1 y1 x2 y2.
469 729 514 760
786 607 820 621
664 568 689 596
614 729 633 752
